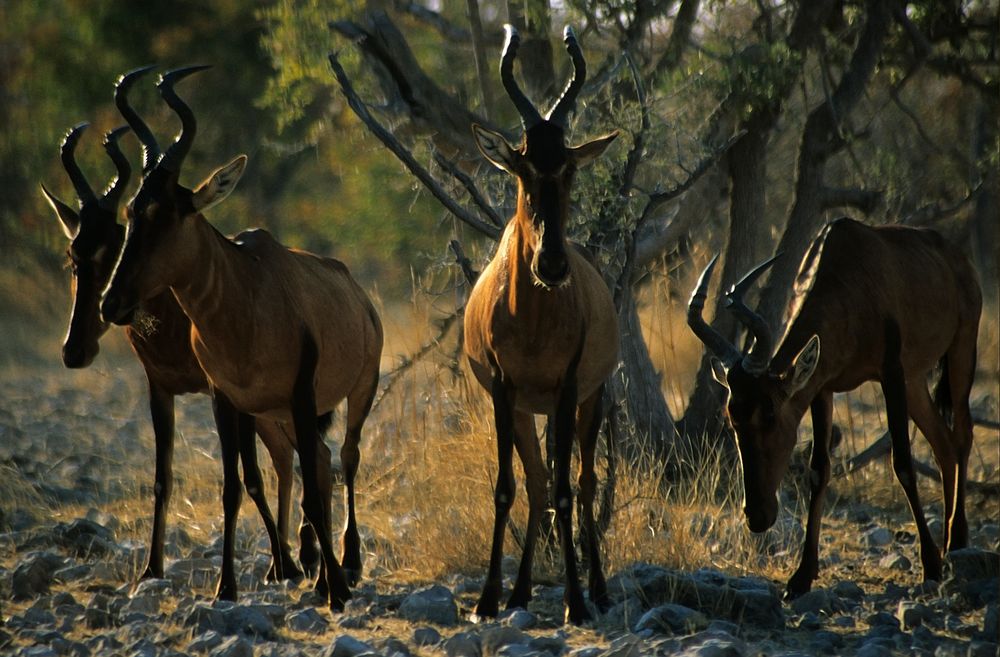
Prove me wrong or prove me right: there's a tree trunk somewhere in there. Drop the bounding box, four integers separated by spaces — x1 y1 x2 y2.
970 96 999 306
679 0 839 441
609 287 676 464
506 1 555 104
465 0 495 120
757 0 892 331
680 124 772 442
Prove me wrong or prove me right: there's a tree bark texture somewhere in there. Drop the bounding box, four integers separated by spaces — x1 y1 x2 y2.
757 0 892 332
680 0 839 440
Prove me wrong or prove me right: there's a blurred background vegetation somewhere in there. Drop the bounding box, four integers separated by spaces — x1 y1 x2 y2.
1 1 997 444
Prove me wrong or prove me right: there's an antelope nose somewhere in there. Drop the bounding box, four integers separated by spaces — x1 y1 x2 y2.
62 343 89 369
743 505 775 533
535 250 569 286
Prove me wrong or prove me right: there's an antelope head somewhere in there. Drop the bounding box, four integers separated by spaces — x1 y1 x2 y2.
41 122 132 368
472 25 618 288
688 255 821 532
101 65 247 326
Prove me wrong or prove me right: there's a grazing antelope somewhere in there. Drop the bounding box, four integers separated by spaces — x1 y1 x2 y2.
689 217 981 598
40 102 319 591
464 25 619 624
100 66 383 610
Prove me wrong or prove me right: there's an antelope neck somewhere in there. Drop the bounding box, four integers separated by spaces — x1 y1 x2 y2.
168 216 254 347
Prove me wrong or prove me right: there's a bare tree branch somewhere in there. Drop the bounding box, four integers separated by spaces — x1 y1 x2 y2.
450 239 479 285
834 427 1000 496
330 11 503 158
393 0 475 43
432 151 505 228
328 51 501 240
636 130 745 229
371 308 462 412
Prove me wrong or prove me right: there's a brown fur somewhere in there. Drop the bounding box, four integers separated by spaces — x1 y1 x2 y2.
698 217 981 598
464 119 619 624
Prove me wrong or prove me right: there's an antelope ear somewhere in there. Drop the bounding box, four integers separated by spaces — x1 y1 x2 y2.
710 357 730 390
192 155 247 212
41 184 80 240
569 131 619 168
472 124 520 174
784 335 820 396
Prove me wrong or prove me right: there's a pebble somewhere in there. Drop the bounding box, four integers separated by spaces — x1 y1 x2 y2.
209 636 253 657
863 527 894 549
898 601 930 629
879 552 911 571
324 635 376 657
398 584 458 626
412 627 442 647
286 608 329 634
11 552 66 599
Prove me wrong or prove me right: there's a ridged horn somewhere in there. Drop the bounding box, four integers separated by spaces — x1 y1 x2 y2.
688 254 742 368
100 126 132 210
115 65 160 173
156 65 211 173
60 123 97 207
724 253 781 375
499 25 542 131
546 26 586 128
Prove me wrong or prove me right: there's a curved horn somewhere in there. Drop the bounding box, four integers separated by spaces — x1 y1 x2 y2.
499 25 542 131
156 65 211 173
688 254 742 368
60 123 97 206
724 253 781 375
115 65 160 173
100 126 132 210
546 26 587 128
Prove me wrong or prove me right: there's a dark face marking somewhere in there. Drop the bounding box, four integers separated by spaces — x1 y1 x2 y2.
723 364 798 532
62 203 126 368
102 171 191 325
518 123 575 287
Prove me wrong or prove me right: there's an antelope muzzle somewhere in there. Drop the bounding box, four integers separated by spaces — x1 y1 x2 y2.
532 246 570 288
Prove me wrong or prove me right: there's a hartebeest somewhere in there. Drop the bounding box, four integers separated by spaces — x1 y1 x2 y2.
464 26 619 624
100 66 383 610
40 81 323 593
689 217 981 597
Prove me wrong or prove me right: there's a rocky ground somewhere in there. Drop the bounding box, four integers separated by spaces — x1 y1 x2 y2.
1 360 998 657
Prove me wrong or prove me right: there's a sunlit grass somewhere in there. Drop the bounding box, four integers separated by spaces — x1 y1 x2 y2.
1 262 997 606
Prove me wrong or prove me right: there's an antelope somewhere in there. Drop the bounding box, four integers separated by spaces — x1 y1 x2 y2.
464 25 620 624
40 80 323 592
100 66 383 610
688 217 982 598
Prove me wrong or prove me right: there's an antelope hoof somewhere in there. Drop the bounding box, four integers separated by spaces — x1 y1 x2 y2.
343 567 362 588
328 582 353 613
506 590 531 612
564 598 592 626
591 588 610 614
140 564 163 581
215 581 238 602
474 594 500 620
783 575 813 601
267 557 304 582
922 555 943 584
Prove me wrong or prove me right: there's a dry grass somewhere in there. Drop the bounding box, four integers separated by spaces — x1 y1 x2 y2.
1 261 997 603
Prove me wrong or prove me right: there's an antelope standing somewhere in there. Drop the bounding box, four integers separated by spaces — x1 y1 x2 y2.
464 26 619 624
40 88 322 591
689 217 981 597
100 66 383 610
